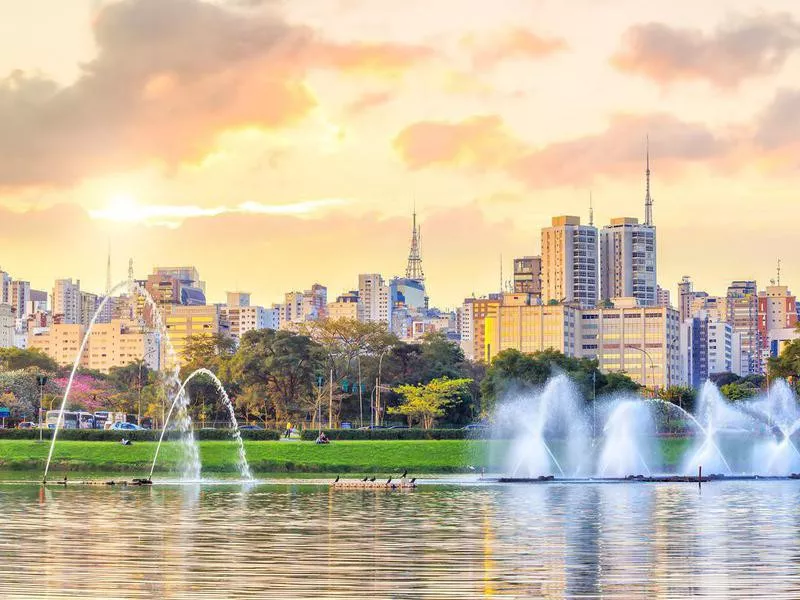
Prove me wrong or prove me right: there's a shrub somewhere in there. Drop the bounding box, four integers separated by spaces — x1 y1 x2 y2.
299 428 469 441
0 428 280 441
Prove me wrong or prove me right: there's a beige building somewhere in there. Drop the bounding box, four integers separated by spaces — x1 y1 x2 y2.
163 304 227 363
28 323 84 367
0 303 14 348
462 293 680 389
27 320 158 372
541 216 598 308
327 299 359 321
576 300 680 388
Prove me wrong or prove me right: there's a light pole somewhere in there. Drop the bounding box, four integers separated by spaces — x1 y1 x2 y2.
625 344 655 394
36 374 47 443
375 346 392 427
357 355 363 429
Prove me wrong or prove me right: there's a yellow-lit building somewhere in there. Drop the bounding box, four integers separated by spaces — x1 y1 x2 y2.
163 304 227 364
460 296 501 361
486 293 579 361
327 300 359 321
27 319 159 373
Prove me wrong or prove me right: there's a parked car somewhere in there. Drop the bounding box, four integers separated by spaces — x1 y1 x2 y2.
239 425 263 430
463 422 489 431
16 421 36 429
110 422 145 431
357 425 388 430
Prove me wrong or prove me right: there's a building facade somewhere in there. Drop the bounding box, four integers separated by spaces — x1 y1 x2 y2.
358 274 391 324
163 304 227 364
599 217 657 306
52 278 81 324
541 216 598 308
512 256 542 297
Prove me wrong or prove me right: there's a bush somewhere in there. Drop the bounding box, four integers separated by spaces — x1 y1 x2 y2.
299 428 468 441
0 428 281 441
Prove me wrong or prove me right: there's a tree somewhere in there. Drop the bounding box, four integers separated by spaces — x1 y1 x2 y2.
389 377 472 429
720 381 759 401
768 329 800 393
0 348 57 372
230 329 325 426
480 348 640 414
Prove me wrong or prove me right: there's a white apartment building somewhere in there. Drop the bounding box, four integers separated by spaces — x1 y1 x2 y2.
599 217 657 306
52 278 81 324
0 303 14 348
541 216 598 308
358 274 391 324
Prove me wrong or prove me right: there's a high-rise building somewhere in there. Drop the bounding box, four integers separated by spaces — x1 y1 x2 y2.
79 291 99 327
577 301 680 389
327 291 359 321
163 304 228 364
599 217 657 305
541 216 598 308
28 289 47 314
690 295 726 321
280 291 305 328
0 269 11 305
358 274 391 324
302 284 327 321
513 256 542 296
0 303 13 348
487 293 579 360
758 284 798 351
10 280 30 319
726 280 759 375
226 292 251 308
28 320 158 372
677 276 694 323
151 266 206 305
680 314 733 386
460 296 501 361
223 304 269 342
656 285 671 307
52 278 81 324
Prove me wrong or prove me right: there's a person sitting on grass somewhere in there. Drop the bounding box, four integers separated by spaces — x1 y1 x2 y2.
120 438 132 446
315 432 330 444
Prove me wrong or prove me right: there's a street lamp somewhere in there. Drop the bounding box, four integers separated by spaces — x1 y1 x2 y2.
625 344 656 393
375 346 393 427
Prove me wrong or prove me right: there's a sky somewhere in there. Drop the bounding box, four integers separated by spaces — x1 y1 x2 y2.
0 0 798 308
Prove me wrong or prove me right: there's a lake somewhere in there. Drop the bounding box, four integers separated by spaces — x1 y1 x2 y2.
1 478 799 598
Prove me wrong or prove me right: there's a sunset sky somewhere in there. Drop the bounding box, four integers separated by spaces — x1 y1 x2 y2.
0 0 798 308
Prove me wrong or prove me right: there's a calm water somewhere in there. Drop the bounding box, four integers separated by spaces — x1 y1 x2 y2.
1 479 800 599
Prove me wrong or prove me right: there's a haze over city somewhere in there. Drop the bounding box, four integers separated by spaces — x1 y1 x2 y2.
1 0 799 307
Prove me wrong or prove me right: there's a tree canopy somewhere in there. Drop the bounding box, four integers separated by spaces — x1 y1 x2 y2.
390 377 473 429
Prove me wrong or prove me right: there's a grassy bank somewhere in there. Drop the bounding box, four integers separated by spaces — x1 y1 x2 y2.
0 438 694 475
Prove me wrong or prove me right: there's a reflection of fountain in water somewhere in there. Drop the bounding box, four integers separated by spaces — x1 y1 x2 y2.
149 368 252 481
493 374 589 477
43 278 199 482
597 400 655 477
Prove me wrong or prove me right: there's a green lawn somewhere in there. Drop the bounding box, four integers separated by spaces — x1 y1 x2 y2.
0 438 694 476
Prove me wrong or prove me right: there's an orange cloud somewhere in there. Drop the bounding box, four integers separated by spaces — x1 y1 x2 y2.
612 15 800 87
344 90 394 116
308 41 434 75
393 112 734 187
393 115 522 170
464 28 567 68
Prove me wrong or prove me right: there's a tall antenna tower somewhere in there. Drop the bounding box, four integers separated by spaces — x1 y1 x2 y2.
644 135 653 226
777 258 781 286
405 209 425 283
589 191 594 227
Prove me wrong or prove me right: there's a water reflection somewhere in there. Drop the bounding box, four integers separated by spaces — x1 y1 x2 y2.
1 481 800 598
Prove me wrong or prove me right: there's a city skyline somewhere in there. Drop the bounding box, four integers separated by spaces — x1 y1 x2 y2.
1 0 799 307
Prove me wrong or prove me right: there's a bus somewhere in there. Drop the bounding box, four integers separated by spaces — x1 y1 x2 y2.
46 411 78 430
78 412 95 429
95 412 137 429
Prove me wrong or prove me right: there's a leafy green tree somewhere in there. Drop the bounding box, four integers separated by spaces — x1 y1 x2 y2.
0 348 57 372
389 377 472 429
480 348 640 414
720 381 759 401
230 329 325 426
768 330 800 393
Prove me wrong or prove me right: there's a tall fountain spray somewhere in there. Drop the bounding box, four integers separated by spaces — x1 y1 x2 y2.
750 380 800 475
493 374 590 477
597 399 656 477
43 279 200 482
149 368 252 481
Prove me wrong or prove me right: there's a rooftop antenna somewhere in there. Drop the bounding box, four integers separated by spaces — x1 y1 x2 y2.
128 257 134 285
588 191 594 227
405 203 425 282
644 135 653 226
777 258 781 286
